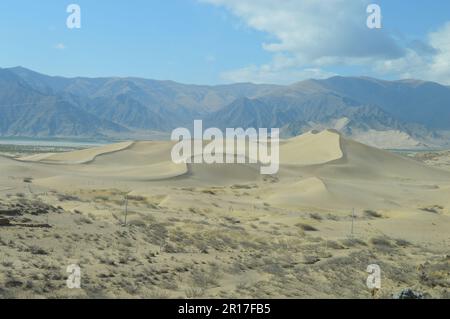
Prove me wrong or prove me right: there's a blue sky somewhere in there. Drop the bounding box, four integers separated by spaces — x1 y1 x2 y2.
1 0 450 84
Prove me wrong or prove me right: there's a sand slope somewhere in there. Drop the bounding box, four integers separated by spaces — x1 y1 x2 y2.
19 141 134 164
280 130 343 165
6 130 450 211
2 130 450 299
269 130 450 210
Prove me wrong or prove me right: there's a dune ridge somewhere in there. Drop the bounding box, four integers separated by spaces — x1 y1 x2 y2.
6 130 450 211
280 129 344 166
1 129 450 299
18 141 134 164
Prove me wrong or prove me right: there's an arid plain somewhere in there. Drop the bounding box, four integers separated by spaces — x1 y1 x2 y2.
0 130 449 298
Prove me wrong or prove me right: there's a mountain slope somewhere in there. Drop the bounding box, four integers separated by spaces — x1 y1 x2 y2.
205 77 448 147
205 92 421 137
7 66 276 116
310 76 450 130
6 67 279 133
0 68 127 137
1 66 450 148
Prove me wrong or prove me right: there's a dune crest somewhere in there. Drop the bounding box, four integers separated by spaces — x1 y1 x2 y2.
7 130 450 211
18 141 134 164
280 130 343 166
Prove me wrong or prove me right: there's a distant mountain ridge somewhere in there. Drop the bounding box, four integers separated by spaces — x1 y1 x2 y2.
312 76 450 130
1 66 450 148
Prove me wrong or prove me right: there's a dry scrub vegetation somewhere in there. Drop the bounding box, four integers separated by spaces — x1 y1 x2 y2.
1 188 448 299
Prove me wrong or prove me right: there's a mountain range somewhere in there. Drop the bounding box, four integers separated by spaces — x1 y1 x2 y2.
1 66 450 149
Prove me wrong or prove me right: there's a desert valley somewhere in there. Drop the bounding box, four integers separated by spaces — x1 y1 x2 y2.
3 0 450 306
0 130 448 298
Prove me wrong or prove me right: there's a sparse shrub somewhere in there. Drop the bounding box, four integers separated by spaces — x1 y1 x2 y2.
370 237 392 247
146 203 159 209
123 282 139 295
231 184 252 189
5 279 23 288
128 219 146 227
127 195 146 202
262 262 286 276
420 207 440 214
142 214 156 223
395 239 412 247
75 216 93 225
148 289 170 299
370 237 396 252
309 213 323 221
191 268 218 289
224 216 240 224
160 280 178 290
185 287 205 299
146 223 169 246
340 238 367 247
236 282 250 291
29 245 48 255
326 214 340 221
303 255 320 264
57 194 80 202
189 207 201 214
364 210 383 218
326 240 345 250
94 196 108 201
296 223 318 231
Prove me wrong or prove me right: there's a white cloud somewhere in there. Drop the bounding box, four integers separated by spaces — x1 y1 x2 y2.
54 43 67 50
222 54 336 84
376 22 450 84
202 0 450 84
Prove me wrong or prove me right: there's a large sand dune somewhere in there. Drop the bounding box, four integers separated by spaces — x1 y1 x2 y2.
2 130 450 299
19 141 134 164
8 129 450 211
280 130 343 165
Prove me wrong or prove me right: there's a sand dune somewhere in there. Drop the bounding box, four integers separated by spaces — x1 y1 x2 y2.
280 130 343 165
18 141 134 164
5 130 450 211
266 177 335 210
270 130 450 210
2 130 450 299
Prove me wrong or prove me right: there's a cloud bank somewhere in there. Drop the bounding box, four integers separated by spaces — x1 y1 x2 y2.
202 0 450 84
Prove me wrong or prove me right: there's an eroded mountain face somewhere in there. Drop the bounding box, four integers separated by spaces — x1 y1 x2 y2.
1 67 450 148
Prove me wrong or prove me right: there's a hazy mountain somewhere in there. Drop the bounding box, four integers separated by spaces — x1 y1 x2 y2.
7 67 277 125
0 68 126 137
1 66 450 148
205 77 450 148
205 90 430 133
308 76 450 130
